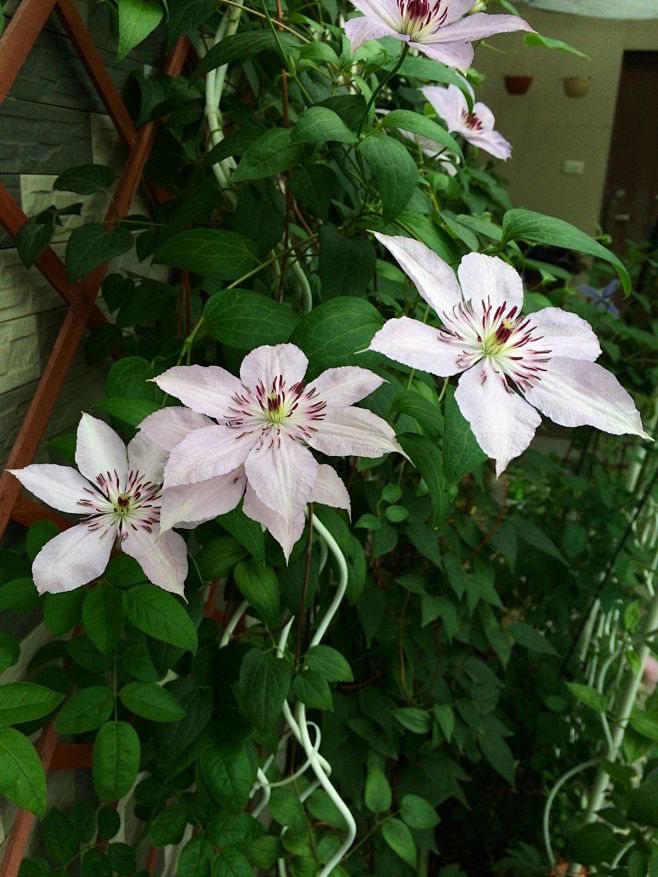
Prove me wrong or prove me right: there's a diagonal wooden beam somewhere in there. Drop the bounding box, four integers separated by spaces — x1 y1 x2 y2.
11 494 71 530
0 0 58 107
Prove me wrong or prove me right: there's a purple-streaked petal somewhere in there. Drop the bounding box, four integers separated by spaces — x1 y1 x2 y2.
122 526 188 596
524 358 649 438
467 130 511 160
312 465 351 512
369 316 463 377
243 484 305 563
437 11 533 43
160 469 246 531
245 438 319 522
410 39 474 70
457 253 524 311
139 407 214 452
164 425 252 487
32 523 114 594
153 365 242 420
455 364 541 476
531 309 601 362
471 101 495 132
372 232 462 314
240 344 308 390
75 413 128 485
345 14 404 51
307 367 384 408
308 407 403 458
8 464 91 514
422 84 466 130
126 432 168 484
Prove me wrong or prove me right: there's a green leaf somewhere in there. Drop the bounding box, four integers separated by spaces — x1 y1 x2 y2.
124 585 198 651
365 767 391 814
382 818 417 869
27 519 60 561
200 739 255 812
501 208 631 294
178 837 213 877
291 107 356 145
211 848 253 877
204 289 299 348
0 728 47 816
0 682 63 726
17 218 55 268
392 707 431 734
304 645 353 682
196 537 248 580
480 734 516 785
381 109 463 160
0 577 39 612
151 802 188 846
629 710 658 742
97 806 120 840
43 809 78 863
512 515 566 564
233 561 280 627
82 849 112 877
119 682 185 723
566 682 607 713
66 223 133 283
54 164 114 194
289 166 337 220
166 0 217 48
55 686 114 735
193 31 302 78
524 32 589 58
398 433 447 527
93 721 141 802
207 812 263 847
390 391 443 438
433 703 455 742
154 229 256 281
239 649 291 733
0 634 20 674
82 588 124 655
117 0 163 60
232 128 304 183
319 225 376 299
568 823 621 865
217 507 266 564
628 776 658 826
400 794 440 829
442 386 487 483
292 671 333 711
508 621 558 656
359 132 418 223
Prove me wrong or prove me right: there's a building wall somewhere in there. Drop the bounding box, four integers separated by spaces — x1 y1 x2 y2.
472 6 658 234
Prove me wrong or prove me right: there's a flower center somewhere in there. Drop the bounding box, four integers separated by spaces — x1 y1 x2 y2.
78 469 162 540
461 109 485 132
397 0 448 38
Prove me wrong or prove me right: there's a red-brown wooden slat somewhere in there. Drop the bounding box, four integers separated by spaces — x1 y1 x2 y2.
49 742 93 770
0 0 57 107
12 494 71 530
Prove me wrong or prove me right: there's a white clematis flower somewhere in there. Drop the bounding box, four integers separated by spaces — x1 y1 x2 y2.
8 414 188 595
421 83 511 160
368 233 650 474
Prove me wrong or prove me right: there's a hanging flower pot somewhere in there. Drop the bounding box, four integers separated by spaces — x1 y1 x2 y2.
504 74 533 95
563 75 592 97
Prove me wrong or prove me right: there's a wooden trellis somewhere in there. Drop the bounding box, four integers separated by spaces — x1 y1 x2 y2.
0 1 190 872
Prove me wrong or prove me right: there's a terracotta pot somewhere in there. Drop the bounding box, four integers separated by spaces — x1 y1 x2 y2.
562 75 591 97
504 74 533 95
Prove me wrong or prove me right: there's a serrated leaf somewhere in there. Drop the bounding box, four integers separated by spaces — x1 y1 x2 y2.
124 585 198 651
292 671 333 711
508 621 558 656
178 837 213 877
211 848 253 877
480 734 516 785
0 728 47 816
93 721 141 802
392 707 431 734
200 739 255 812
119 682 185 722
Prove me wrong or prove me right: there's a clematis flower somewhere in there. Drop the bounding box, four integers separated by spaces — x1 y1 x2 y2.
368 233 649 474
377 108 460 174
577 279 620 317
344 0 533 70
421 83 511 159
8 414 188 595
144 345 402 559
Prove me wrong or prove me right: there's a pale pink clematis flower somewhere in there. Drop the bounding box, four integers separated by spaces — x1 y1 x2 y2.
368 233 649 474
377 108 460 174
146 345 402 559
8 414 188 595
643 656 658 693
422 83 511 159
344 0 533 70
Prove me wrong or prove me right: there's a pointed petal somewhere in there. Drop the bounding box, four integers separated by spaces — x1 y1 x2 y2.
160 469 246 530
345 14 403 51
240 344 308 390
245 438 318 522
349 0 401 28
437 11 533 42
455 364 541 476
308 407 403 458
75 413 128 484
139 407 214 452
410 39 474 70
307 367 384 407
312 465 351 512
153 365 242 419
243 484 305 563
530 308 601 362
122 526 188 596
369 316 463 377
421 84 466 130
471 101 496 131
32 523 114 594
372 232 462 314
164 425 252 487
457 253 524 311
524 358 649 438
467 130 511 160
126 432 167 484
444 0 481 24
8 464 91 514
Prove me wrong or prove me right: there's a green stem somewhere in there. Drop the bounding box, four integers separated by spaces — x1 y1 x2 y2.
357 43 409 137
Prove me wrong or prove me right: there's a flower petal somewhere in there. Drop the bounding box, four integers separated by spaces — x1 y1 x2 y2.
369 316 463 376
160 469 246 530
437 11 533 43
153 365 243 420
122 526 188 596
457 252 524 311
164 425 252 487
421 84 465 130
75 413 128 485
349 0 401 28
308 407 403 458
126 432 168 484
245 438 319 522
240 344 308 390
8 464 92 514
530 308 601 362
524 358 649 438
471 101 495 132
372 232 462 314
467 130 511 160
444 0 481 24
139 407 214 452
307 367 384 407
455 364 541 476
243 484 305 563
345 14 403 51
32 523 114 594
410 39 474 70
312 465 351 512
